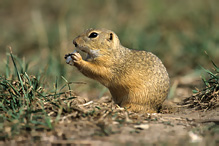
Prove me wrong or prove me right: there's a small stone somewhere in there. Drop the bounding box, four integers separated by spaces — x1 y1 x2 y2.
134 124 149 130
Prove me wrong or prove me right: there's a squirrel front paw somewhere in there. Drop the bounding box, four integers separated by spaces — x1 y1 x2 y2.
71 52 82 64
65 51 82 66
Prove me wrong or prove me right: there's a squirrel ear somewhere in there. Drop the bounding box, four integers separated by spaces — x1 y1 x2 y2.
109 33 113 41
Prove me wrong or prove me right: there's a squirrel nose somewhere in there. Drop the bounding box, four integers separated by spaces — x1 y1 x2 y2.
73 40 78 47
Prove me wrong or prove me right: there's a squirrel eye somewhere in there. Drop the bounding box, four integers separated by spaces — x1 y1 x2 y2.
88 32 98 38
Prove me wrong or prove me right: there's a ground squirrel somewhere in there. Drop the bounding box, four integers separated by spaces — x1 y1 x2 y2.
65 28 170 113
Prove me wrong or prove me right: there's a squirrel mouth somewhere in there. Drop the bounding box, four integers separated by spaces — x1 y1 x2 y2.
81 49 92 61
76 46 93 61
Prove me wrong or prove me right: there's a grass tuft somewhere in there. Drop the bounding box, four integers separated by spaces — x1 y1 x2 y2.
180 57 219 111
0 50 52 140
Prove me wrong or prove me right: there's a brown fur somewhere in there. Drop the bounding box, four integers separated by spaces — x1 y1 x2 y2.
67 28 170 113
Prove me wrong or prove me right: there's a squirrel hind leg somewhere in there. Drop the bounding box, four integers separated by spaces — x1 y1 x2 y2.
121 103 158 113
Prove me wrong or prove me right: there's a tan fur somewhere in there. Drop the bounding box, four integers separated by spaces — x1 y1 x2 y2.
67 28 170 113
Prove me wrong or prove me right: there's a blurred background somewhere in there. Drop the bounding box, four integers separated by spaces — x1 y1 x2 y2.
0 0 219 98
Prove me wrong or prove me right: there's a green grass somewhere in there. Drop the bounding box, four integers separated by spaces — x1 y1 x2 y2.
0 51 49 139
0 51 78 140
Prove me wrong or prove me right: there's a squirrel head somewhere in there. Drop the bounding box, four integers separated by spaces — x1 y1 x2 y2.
73 28 120 61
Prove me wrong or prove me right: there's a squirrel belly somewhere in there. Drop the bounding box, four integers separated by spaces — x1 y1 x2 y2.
66 28 170 113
